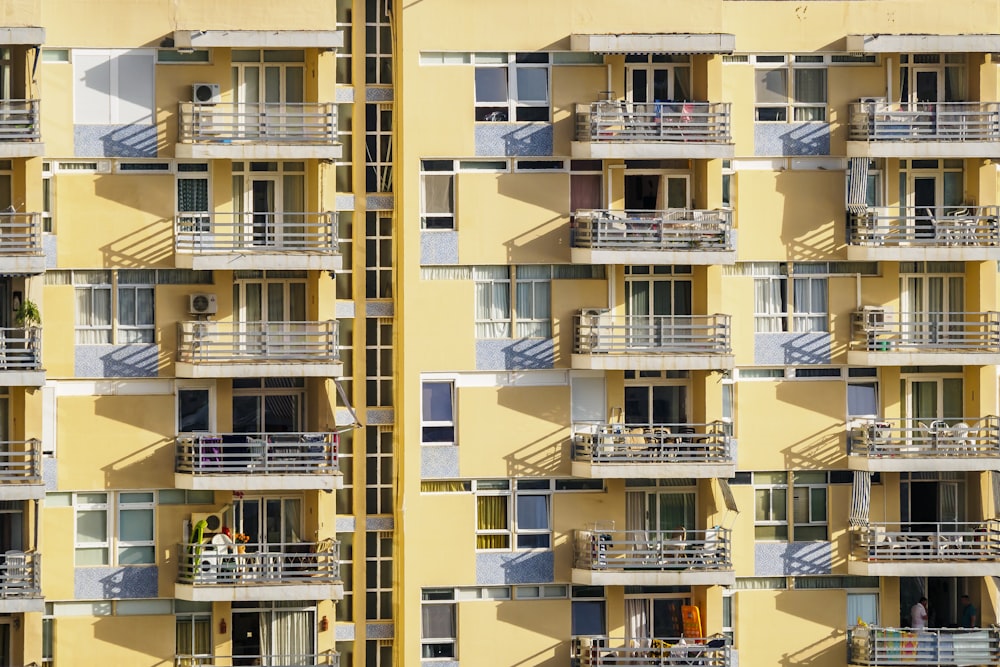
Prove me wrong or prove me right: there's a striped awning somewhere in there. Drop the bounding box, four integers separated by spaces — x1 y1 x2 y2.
850 471 872 527
847 158 870 215
718 478 738 513
992 471 1000 517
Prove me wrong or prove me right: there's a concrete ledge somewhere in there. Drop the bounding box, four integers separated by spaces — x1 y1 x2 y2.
571 33 734 54
848 454 1000 473
571 567 734 587
847 350 1000 367
0 370 45 387
0 28 45 45
0 256 45 275
847 33 1000 54
571 461 734 479
0 143 44 159
0 598 44 613
848 560 1000 578
0 484 45 501
175 362 342 379
175 143 342 161
571 353 734 372
571 141 734 160
176 252 342 272
572 248 736 266
847 140 1000 159
174 582 344 602
175 29 343 49
174 472 343 491
847 245 1000 262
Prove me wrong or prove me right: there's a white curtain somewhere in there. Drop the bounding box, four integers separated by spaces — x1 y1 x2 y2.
283 175 306 246
474 267 511 338
625 598 650 647
272 608 313 664
754 279 784 332
626 492 648 552
793 277 828 332
75 287 112 344
283 499 302 544
847 593 879 627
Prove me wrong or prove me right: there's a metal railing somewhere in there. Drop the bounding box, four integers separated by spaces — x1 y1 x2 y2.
0 551 40 598
574 636 731 667
176 433 338 476
849 206 1000 247
574 528 732 571
0 440 41 484
0 101 40 142
851 521 1000 562
0 213 42 255
0 328 41 370
175 212 338 255
175 651 340 667
848 626 1000 666
177 540 340 585
573 209 733 252
573 422 733 464
177 321 339 365
849 417 1000 459
851 310 1000 352
848 100 1000 142
178 102 337 145
575 312 732 355
576 101 732 144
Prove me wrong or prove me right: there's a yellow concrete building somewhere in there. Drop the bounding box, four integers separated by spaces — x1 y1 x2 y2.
2 0 1000 666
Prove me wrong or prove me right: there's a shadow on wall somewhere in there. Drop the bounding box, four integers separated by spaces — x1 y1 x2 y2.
501 426 568 478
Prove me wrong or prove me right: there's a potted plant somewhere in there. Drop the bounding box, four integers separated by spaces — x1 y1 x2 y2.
14 299 40 329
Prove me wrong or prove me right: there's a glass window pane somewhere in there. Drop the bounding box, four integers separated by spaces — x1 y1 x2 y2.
475 68 508 103
119 508 153 541
811 488 827 522
516 495 549 530
422 383 453 422
75 547 108 566
772 488 787 521
423 175 454 214
516 67 548 102
756 69 787 104
76 510 107 542
571 600 606 636
118 545 155 565
795 68 827 104
421 604 455 638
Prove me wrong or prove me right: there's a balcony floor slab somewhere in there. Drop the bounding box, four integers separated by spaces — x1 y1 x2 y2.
847 245 1000 262
175 362 342 379
0 598 44 614
0 484 46 501
0 143 44 159
175 472 343 492
0 256 45 275
572 353 734 372
175 144 343 161
848 350 1000 366
571 567 734 587
176 253 342 272
847 140 1000 159
0 371 45 387
571 461 735 479
571 248 736 266
174 582 344 602
848 560 1000 577
571 141 734 160
848 455 1000 473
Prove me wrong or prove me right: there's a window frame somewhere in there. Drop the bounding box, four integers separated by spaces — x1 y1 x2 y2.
74 280 113 345
753 472 789 541
754 55 828 122
474 53 552 123
421 380 456 445
421 589 457 659
473 266 512 338
74 492 111 566
753 265 829 333
420 160 456 231
74 492 157 567
116 492 155 565
116 282 155 343
792 473 829 542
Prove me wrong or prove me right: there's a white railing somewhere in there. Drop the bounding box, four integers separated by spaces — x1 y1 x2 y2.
575 312 732 355
852 310 1000 352
573 209 733 252
0 328 41 370
848 626 1000 666
0 213 42 255
573 422 733 465
852 521 1000 562
574 636 731 667
175 651 340 667
849 100 1000 142
178 102 337 145
175 212 337 255
849 417 1000 459
178 540 340 585
176 321 339 365
0 551 40 599
576 101 732 143
0 100 40 142
849 206 1000 247
574 528 732 571
0 440 41 484
176 433 338 476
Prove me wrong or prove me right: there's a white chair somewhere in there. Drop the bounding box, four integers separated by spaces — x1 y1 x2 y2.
4 550 27 592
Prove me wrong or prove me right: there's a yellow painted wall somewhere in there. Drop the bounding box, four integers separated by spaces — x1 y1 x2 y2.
458 599 569 666
50 615 174 667
734 589 847 667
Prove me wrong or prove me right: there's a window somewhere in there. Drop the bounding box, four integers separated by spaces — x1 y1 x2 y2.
177 385 212 433
848 369 880 420
74 270 156 344
792 472 828 541
754 265 828 333
571 586 606 637
475 480 552 550
421 589 456 659
175 601 212 662
365 103 393 192
366 427 393 514
366 531 393 620
753 472 788 540
848 592 879 627
74 272 112 344
514 481 552 549
475 480 510 549
514 266 551 337
73 49 155 125
177 163 209 232
475 266 552 339
117 271 155 343
74 493 111 565
365 0 393 84
366 213 393 299
117 492 155 564
420 160 455 230
755 56 827 121
42 162 54 233
366 318 394 406
475 53 551 122
421 381 455 445
75 492 155 566
474 266 511 337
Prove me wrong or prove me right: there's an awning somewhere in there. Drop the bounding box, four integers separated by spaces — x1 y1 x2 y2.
0 27 45 46
334 378 364 431
717 478 738 513
992 470 1000 517
850 471 872 527
174 29 344 49
847 158 870 215
846 33 1000 54
571 33 735 54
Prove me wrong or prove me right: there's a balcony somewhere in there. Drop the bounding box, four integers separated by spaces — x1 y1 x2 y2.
176 102 341 160
575 636 731 667
174 212 340 271
175 651 340 667
0 100 42 158
0 327 43 386
0 440 42 500
571 209 735 265
572 421 734 479
572 101 733 159
848 310 1000 366
572 311 733 371
175 321 341 379
847 206 1000 261
175 540 343 602
849 521 1000 577
848 626 1000 666
0 212 43 274
847 100 1000 158
848 417 1000 472
0 550 42 613
572 527 734 586
175 432 341 491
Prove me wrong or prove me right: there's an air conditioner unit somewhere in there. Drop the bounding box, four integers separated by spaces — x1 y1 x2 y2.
192 83 221 105
862 306 887 331
188 293 218 315
191 511 226 534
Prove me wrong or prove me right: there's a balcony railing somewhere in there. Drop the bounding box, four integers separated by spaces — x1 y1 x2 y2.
849 417 1000 459
175 212 338 255
575 313 732 355
574 421 733 465
848 626 1000 666
0 213 42 255
851 311 1000 352
852 521 1000 562
0 440 41 485
573 209 733 252
0 551 40 599
0 101 40 142
178 102 337 145
176 433 338 476
176 321 339 365
574 528 732 572
175 651 340 667
576 101 732 144
848 100 1000 142
177 540 340 586
0 328 41 370
574 636 731 667
849 206 1000 247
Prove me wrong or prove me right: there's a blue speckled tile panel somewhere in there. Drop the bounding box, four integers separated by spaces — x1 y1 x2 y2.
75 344 159 378
754 542 832 576
74 124 158 158
475 338 555 370
421 231 459 265
42 457 56 491
754 332 831 365
754 122 830 156
75 566 158 599
476 551 554 585
475 123 553 157
43 235 57 269
421 446 459 479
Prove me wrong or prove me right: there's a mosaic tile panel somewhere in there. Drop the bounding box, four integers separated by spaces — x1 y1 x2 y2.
421 445 459 479
754 122 830 156
754 332 832 365
366 622 395 639
75 344 159 378
365 302 394 317
335 624 356 640
421 231 459 265
43 234 57 269
75 566 158 599
475 338 555 370
754 542 832 576
476 551 554 585
474 123 553 157
74 124 158 158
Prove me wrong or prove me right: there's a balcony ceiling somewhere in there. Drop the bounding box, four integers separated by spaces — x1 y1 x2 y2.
846 33 1000 53
570 33 734 54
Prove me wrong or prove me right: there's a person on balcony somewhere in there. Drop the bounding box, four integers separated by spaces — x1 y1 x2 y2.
910 597 928 629
960 595 978 628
